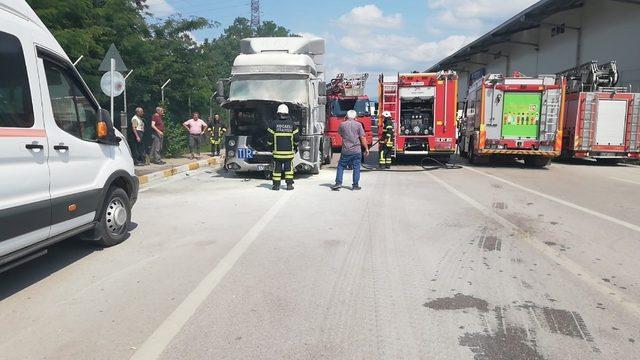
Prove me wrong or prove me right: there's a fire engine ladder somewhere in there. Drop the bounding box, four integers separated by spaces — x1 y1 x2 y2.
381 81 398 157
630 95 640 151
541 92 561 142
581 93 598 150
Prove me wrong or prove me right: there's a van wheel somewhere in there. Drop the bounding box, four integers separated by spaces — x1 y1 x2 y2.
97 187 131 247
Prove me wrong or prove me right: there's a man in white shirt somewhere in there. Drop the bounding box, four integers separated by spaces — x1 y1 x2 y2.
131 107 146 166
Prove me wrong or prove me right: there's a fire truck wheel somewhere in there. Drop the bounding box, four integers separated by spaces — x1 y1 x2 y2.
596 158 619 165
524 156 551 168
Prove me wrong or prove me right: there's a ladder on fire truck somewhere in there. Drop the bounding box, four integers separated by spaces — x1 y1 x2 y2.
557 60 620 92
379 74 398 157
327 73 369 96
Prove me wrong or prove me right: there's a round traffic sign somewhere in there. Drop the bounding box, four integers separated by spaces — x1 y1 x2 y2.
100 71 125 97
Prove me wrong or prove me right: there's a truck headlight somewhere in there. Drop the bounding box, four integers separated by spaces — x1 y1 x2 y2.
302 150 311 160
228 139 236 147
227 150 235 157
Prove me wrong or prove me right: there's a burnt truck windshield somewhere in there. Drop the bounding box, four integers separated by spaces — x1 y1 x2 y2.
330 99 368 117
229 78 308 105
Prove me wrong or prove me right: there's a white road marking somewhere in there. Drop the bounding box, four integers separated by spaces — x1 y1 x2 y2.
130 192 292 360
464 166 640 234
610 177 640 186
425 172 640 320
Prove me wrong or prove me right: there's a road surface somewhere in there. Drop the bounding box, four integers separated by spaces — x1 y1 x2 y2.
1 156 639 359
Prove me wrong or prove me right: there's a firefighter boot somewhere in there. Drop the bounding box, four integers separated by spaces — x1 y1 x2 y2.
286 180 294 191
272 181 281 191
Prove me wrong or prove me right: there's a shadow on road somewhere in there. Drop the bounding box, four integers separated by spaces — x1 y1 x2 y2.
0 240 98 301
0 222 140 301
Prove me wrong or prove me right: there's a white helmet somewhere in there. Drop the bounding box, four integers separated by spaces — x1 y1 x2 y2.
347 110 357 120
382 111 391 118
277 104 289 115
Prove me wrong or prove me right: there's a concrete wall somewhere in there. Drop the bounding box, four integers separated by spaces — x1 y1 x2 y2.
451 0 640 100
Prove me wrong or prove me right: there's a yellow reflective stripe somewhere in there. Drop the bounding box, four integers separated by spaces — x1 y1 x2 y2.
267 128 275 134
292 128 299 134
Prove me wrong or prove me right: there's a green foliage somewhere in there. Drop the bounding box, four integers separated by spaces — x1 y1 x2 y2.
26 0 293 156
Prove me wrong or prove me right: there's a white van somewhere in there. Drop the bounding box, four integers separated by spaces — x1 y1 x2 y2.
0 1 138 272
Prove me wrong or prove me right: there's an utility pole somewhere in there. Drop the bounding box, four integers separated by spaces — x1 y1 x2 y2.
161 79 171 104
121 70 134 140
250 0 260 31
209 91 217 119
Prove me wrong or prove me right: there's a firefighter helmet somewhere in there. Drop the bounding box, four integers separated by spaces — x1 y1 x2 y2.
277 104 289 115
382 111 391 118
347 110 357 119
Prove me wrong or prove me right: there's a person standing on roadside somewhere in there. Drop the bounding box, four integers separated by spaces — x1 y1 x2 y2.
208 113 226 156
183 111 208 159
151 106 166 165
130 107 146 166
331 110 370 191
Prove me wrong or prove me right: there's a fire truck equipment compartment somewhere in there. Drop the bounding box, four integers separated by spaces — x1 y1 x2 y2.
595 100 627 146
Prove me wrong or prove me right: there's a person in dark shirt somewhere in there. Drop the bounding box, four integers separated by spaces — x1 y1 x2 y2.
150 106 165 165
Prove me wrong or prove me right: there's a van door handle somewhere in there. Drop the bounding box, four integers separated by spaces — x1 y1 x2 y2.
54 145 69 151
25 143 44 150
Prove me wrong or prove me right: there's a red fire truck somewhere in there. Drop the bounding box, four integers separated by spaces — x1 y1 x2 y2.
378 71 458 157
558 61 640 163
459 73 566 167
326 73 373 150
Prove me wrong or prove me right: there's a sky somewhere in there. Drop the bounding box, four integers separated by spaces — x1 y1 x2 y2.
145 0 539 95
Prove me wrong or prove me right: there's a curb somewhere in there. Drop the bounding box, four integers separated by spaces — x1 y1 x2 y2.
137 157 222 186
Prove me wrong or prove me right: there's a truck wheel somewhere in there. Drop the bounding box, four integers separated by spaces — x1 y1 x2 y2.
524 156 551 168
96 187 131 247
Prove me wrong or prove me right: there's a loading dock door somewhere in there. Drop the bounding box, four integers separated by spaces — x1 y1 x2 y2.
595 100 627 146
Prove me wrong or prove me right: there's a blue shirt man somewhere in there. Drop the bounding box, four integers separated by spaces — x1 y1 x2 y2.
331 110 370 191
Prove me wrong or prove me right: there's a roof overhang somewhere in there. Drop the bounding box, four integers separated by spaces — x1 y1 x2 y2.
427 0 586 72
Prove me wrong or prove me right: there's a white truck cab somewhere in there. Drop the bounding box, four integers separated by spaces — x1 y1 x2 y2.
0 1 138 272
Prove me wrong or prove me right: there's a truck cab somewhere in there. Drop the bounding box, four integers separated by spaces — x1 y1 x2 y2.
0 1 138 272
220 37 331 175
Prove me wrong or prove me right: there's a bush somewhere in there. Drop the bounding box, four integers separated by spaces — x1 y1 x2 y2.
163 111 188 158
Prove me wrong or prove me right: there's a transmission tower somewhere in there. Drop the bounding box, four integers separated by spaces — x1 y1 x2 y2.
250 0 260 31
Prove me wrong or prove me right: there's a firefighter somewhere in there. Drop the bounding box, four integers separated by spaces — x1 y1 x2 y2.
208 113 226 156
379 111 394 169
267 104 300 191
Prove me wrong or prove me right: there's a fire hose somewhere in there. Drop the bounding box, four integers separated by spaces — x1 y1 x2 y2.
360 138 463 172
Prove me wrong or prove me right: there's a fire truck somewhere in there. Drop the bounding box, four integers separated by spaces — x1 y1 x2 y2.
458 73 566 167
326 73 373 150
378 71 458 158
558 61 640 163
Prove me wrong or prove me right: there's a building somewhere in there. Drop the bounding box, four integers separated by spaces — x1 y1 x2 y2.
428 0 640 101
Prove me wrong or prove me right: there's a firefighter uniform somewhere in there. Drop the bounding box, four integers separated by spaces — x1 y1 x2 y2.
208 120 227 156
379 116 394 169
267 116 300 190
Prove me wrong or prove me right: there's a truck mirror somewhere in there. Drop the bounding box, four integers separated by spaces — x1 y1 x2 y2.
318 82 326 96
216 80 225 98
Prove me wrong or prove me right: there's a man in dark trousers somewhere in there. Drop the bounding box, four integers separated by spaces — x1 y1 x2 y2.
267 104 299 191
331 110 370 191
208 113 227 156
379 111 395 169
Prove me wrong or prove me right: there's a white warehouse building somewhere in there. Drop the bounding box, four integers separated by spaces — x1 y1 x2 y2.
428 0 640 101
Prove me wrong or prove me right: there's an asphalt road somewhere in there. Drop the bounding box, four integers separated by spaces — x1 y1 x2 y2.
1 155 640 359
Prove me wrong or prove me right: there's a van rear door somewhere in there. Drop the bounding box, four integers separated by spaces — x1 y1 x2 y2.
0 29 51 257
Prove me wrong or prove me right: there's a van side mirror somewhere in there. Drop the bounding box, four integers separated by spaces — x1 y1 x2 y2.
97 109 120 145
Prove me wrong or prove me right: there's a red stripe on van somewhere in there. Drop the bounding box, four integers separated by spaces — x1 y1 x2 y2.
0 128 46 137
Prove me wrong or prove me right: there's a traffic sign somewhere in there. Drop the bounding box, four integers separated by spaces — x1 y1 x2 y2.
100 71 125 97
99 44 128 72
